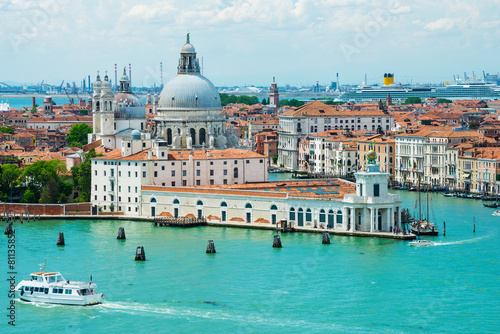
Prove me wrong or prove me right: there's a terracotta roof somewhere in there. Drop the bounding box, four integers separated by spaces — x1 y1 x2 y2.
280 101 388 117
94 147 265 161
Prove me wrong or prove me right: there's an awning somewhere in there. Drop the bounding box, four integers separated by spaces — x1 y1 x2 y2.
463 173 471 178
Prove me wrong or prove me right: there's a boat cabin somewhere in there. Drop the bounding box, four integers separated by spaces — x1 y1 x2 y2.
30 272 66 283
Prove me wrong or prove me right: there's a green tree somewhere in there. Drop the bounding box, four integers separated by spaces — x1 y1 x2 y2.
67 123 93 148
20 189 37 203
437 98 452 103
279 99 305 107
0 126 14 134
403 96 422 105
71 149 100 202
21 160 70 202
261 98 267 105
0 164 22 202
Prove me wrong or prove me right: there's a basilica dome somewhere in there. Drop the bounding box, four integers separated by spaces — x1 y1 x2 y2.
158 74 221 110
158 37 221 111
112 68 145 119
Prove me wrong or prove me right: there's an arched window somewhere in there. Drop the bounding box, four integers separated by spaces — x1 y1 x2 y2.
190 128 196 145
221 202 227 207
151 198 157 203
234 168 239 178
289 207 296 221
197 200 203 206
173 199 180 204
221 202 227 222
328 209 334 228
167 128 172 145
271 205 278 210
319 209 326 223
336 210 343 225
245 203 252 209
199 128 206 145
297 208 304 226
306 208 312 222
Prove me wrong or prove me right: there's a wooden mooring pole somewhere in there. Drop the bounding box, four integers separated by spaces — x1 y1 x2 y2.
206 240 216 254
4 222 13 235
135 246 146 261
57 232 65 246
273 235 282 248
443 221 446 236
322 231 331 244
117 227 126 240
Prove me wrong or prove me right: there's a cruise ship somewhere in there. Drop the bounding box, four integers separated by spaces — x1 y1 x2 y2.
339 76 500 103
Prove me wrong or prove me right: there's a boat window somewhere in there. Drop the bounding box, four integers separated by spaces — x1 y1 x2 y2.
47 276 56 283
52 288 58 293
31 276 37 280
45 288 49 293
37 277 43 282
65 289 72 294
34 287 39 292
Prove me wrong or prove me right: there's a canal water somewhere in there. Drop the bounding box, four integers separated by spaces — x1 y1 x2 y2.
1 195 499 333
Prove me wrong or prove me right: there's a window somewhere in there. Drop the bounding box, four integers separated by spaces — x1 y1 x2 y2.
162 166 165 171
135 187 138 193
128 186 131 192
154 171 158 177
103 185 106 191
210 170 214 176
95 170 97 176
182 180 187 186
196 170 200 176
196 161 200 166
223 169 227 176
135 172 138 177
128 171 131 177
210 161 214 165
223 179 227 184
104 196 106 201
171 181 175 186
234 168 239 178
95 185 97 191
182 170 187 176
183 162 186 165
196 180 201 185
143 172 146 177
374 184 380 197
246 160 250 164
171 170 175 177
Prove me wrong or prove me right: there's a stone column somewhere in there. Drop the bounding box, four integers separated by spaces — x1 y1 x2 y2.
343 208 347 231
397 206 401 229
370 208 374 233
350 208 355 232
374 208 379 232
386 208 391 232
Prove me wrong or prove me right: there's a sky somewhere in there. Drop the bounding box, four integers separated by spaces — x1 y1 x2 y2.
0 0 499 88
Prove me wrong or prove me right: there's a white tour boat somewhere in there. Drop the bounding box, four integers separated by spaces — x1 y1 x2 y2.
409 240 435 247
492 210 500 216
15 261 103 306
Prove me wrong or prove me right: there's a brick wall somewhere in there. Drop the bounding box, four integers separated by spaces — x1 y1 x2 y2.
0 203 91 216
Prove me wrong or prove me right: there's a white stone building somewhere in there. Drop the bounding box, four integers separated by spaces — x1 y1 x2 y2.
89 69 148 149
278 101 394 170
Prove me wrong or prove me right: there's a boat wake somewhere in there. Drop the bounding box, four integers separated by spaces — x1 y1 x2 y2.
98 301 362 331
432 235 490 246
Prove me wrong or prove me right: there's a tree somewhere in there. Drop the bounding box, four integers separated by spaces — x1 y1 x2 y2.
437 98 452 103
219 93 260 106
261 98 267 105
279 99 305 107
403 96 422 105
0 126 14 134
67 123 93 148
20 189 37 203
0 164 21 202
21 160 70 202
71 149 100 202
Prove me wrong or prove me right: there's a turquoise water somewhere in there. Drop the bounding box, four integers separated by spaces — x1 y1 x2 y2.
1 191 499 333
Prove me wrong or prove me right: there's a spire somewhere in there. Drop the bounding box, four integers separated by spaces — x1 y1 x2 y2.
96 71 101 81
187 32 190 43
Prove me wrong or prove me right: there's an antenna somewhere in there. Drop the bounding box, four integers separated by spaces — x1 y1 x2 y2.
114 64 117 92
160 62 163 89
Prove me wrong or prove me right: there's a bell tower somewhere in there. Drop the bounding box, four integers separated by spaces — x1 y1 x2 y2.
269 77 279 114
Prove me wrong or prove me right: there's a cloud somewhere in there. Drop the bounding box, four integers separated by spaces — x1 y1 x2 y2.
424 18 455 31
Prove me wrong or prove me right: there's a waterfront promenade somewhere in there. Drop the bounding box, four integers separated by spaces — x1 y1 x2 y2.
3 213 415 240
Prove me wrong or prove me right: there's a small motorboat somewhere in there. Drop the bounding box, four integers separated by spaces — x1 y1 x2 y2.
15 261 103 306
492 210 500 216
409 240 434 247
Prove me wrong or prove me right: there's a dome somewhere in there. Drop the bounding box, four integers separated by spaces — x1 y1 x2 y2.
158 74 221 110
113 92 145 119
181 43 196 54
131 130 142 140
101 78 112 89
